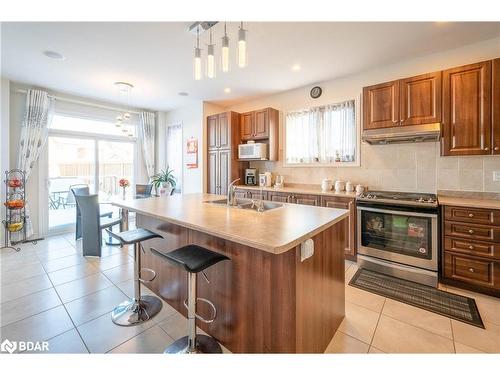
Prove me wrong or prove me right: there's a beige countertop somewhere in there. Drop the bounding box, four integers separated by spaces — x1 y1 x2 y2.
112 193 349 254
437 190 500 210
235 184 358 199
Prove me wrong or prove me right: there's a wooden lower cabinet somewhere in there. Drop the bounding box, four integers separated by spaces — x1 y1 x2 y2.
321 196 356 261
441 205 500 296
292 193 320 206
235 188 356 260
267 191 292 203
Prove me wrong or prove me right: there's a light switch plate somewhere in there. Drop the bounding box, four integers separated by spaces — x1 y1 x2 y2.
493 171 500 182
300 239 314 262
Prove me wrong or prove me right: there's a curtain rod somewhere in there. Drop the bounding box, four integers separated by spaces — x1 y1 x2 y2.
14 88 150 116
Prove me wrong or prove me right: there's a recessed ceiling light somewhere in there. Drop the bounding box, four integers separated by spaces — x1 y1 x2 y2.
43 50 65 60
291 64 301 72
224 88 231 94
178 92 189 96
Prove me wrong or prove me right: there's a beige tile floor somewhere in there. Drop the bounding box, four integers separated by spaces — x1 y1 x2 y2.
1 234 499 354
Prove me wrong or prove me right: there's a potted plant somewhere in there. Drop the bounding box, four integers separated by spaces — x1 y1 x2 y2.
151 167 177 196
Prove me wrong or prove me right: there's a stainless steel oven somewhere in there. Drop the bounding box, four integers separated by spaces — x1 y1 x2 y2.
356 192 439 287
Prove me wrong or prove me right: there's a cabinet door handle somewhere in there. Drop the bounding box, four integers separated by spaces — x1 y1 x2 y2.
468 229 474 234
468 268 475 273
468 213 474 217
495 146 499 151
484 147 489 151
468 245 474 250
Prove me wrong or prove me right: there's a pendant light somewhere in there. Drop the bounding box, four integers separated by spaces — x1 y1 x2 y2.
193 26 202 80
237 22 248 68
206 28 216 79
221 22 230 73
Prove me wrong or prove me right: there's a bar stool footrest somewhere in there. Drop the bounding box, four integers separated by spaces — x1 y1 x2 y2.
182 297 217 323
164 334 223 354
139 267 157 283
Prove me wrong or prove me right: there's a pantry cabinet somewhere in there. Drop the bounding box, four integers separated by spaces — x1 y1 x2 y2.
441 60 492 156
207 112 248 195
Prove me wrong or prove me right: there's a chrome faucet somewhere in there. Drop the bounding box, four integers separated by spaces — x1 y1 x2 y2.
227 178 241 206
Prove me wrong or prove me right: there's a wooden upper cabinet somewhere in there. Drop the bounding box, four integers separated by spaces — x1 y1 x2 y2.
241 112 255 141
493 58 500 155
400 72 442 126
207 115 218 150
442 61 492 156
363 80 400 130
254 109 269 139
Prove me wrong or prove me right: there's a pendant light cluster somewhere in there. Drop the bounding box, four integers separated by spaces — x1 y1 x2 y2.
113 82 134 137
193 22 248 81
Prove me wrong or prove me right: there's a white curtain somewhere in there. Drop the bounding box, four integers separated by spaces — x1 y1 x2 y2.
139 111 156 179
166 123 183 192
17 89 53 238
285 100 356 164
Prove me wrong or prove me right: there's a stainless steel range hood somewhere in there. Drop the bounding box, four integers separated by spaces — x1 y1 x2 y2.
362 123 441 145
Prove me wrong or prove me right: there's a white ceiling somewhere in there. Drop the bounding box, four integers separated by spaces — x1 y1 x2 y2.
1 22 500 111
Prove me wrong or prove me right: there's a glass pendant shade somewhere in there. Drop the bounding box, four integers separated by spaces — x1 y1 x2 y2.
194 47 202 80
221 24 230 72
237 26 248 68
206 44 216 79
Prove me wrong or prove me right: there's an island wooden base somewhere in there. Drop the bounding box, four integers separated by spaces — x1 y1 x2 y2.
138 214 346 353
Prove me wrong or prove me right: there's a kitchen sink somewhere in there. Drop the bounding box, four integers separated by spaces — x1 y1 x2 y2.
205 198 282 212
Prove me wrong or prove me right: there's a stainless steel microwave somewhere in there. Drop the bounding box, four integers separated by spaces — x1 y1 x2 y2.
238 143 268 160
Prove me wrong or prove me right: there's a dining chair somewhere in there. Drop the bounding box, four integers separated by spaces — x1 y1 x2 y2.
74 194 122 257
71 185 113 241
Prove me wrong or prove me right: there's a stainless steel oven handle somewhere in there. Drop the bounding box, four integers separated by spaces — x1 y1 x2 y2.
357 206 437 218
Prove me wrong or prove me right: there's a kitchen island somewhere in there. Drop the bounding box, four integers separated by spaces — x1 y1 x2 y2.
112 193 349 353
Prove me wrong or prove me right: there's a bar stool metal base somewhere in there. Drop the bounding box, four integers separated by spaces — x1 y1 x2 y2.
111 295 162 326
164 334 223 354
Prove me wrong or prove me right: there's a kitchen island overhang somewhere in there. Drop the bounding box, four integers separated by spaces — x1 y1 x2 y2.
112 194 349 353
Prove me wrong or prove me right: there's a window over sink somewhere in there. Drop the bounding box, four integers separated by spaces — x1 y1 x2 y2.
284 99 359 166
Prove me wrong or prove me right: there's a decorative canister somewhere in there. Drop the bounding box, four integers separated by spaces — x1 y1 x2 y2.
345 181 354 193
355 184 365 195
321 179 333 192
334 180 345 192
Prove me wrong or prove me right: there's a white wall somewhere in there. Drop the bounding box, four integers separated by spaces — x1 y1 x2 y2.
226 37 500 193
1 78 10 243
159 101 204 194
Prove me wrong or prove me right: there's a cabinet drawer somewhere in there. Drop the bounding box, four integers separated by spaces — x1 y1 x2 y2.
292 193 320 206
247 190 267 201
444 236 500 259
444 206 500 225
444 222 500 242
444 252 499 288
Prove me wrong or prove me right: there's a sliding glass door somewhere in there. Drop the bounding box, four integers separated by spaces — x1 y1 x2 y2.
48 136 96 230
98 141 135 201
47 135 136 233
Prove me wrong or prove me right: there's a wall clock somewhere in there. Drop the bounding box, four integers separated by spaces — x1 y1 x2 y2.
310 86 322 99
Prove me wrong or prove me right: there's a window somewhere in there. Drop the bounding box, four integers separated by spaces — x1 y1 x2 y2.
285 100 357 165
50 114 136 138
166 123 183 192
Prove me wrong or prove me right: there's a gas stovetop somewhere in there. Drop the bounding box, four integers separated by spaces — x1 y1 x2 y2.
357 190 438 207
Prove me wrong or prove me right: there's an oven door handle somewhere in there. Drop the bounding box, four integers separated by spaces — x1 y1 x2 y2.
357 206 437 218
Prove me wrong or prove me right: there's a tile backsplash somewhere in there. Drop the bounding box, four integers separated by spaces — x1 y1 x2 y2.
251 142 500 193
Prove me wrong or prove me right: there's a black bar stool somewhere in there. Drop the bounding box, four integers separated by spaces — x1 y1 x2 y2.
107 228 163 326
151 245 229 354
